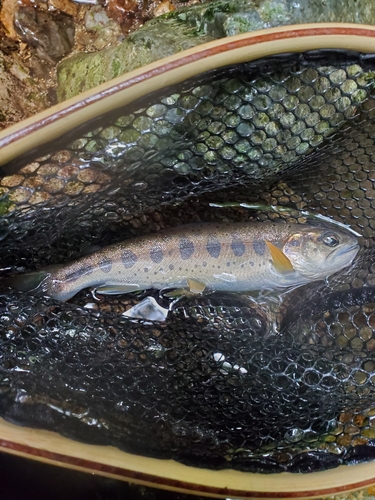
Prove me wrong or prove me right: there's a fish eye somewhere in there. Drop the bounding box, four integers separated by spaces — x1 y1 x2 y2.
322 233 340 247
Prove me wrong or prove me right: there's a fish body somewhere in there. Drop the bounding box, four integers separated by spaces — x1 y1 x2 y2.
10 222 359 301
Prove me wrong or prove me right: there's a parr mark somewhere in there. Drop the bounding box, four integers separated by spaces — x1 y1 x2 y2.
122 249 138 268
179 237 195 260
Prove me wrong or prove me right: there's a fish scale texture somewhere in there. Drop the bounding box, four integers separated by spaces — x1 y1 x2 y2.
1 50 375 472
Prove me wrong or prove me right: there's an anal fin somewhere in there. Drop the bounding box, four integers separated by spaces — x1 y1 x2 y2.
163 288 186 298
187 278 206 294
95 284 141 295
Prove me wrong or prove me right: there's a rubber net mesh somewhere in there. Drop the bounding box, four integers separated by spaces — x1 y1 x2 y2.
1 50 375 473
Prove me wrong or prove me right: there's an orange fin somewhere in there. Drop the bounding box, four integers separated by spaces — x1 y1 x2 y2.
265 241 294 273
163 279 206 298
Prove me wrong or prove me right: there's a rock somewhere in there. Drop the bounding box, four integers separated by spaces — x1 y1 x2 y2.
0 0 20 39
77 5 123 51
174 0 293 38
0 32 49 130
176 0 375 37
153 0 175 17
57 0 375 101
14 6 75 63
104 0 145 33
102 0 176 33
48 0 79 18
57 15 213 101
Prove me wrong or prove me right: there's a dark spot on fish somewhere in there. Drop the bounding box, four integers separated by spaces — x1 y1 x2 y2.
99 257 112 274
122 249 138 269
180 237 194 260
169 264 174 270
150 246 163 263
206 235 221 258
253 240 266 255
227 262 231 267
250 261 254 267
203 262 207 267
231 237 245 257
144 267 149 273
65 264 93 282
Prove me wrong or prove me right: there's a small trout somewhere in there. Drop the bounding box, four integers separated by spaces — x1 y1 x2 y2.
9 222 359 301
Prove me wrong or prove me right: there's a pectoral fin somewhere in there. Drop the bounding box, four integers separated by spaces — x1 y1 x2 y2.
95 284 141 295
265 241 294 274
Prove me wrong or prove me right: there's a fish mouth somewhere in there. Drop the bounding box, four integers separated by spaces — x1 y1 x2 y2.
327 242 359 262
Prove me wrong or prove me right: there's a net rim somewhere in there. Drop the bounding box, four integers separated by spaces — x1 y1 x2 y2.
1 417 375 499
2 23 375 166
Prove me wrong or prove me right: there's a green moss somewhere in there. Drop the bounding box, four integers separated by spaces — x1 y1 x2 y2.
57 16 213 101
111 57 121 75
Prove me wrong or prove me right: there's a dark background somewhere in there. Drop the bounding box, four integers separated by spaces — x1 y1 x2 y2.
0 452 209 500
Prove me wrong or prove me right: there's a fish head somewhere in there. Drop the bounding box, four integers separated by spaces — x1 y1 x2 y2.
282 225 359 281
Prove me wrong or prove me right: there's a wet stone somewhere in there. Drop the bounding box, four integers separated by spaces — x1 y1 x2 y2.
14 6 75 63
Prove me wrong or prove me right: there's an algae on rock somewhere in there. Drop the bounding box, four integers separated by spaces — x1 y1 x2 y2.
57 0 375 102
57 17 214 102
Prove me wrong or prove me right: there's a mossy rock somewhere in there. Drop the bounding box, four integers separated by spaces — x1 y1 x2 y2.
57 0 375 101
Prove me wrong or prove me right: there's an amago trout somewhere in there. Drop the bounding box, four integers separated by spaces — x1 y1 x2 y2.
9 222 359 301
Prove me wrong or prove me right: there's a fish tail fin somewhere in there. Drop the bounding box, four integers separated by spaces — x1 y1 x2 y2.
6 264 59 296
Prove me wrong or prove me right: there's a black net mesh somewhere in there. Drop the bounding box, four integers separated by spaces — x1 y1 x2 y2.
1 50 375 473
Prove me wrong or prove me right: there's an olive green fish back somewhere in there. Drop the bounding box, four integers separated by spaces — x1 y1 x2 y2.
1 50 375 473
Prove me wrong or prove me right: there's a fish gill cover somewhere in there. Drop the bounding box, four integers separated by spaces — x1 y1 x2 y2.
1 50 375 473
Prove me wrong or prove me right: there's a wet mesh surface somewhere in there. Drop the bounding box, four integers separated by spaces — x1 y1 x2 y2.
1 50 375 473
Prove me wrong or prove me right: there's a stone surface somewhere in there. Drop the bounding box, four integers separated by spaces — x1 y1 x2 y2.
14 6 75 63
0 28 49 130
76 5 123 51
57 15 214 101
